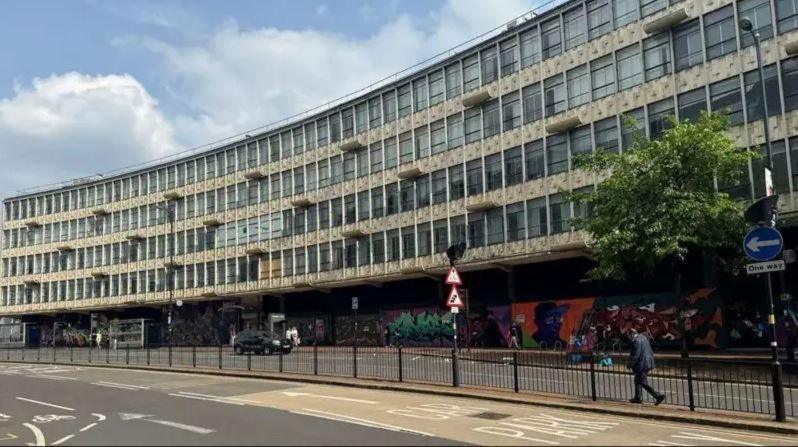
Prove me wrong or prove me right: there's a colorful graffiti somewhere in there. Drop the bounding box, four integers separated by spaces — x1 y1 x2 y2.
381 305 511 348
512 289 727 350
335 314 383 346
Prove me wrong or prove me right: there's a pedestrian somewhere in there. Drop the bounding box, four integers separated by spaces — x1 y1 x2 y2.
508 327 520 350
627 328 665 405
96 331 103 349
784 307 797 363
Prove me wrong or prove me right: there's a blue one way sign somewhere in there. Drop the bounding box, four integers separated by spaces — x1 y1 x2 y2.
743 227 783 261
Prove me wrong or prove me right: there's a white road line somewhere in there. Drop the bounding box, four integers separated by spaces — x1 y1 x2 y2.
92 413 106 422
79 423 97 432
175 391 260 404
51 434 74 446
95 381 149 390
91 382 141 390
15 397 75 411
282 391 378 404
34 376 78 381
22 423 44 447
672 432 762 446
167 393 246 406
292 408 434 437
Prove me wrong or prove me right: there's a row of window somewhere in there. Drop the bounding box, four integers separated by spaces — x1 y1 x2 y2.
7 0 798 222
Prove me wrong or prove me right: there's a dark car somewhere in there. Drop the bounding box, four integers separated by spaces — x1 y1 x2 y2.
233 330 292 355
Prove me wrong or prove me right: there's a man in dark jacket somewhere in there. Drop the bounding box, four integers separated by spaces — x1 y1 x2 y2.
627 328 665 405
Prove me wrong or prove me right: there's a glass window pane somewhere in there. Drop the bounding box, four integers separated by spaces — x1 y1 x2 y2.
704 6 737 60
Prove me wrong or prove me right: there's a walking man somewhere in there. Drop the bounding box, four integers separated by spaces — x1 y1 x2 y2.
627 328 665 405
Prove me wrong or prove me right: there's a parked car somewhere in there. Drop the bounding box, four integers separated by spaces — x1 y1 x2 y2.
233 330 292 355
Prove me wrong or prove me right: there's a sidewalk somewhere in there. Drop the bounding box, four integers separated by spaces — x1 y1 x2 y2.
8 358 797 436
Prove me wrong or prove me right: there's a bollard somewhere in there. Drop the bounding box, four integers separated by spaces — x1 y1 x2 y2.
686 359 695 411
398 347 403 382
772 361 787 422
313 343 318 376
353 345 358 378
218 343 223 369
452 348 460 387
192 346 197 368
513 351 520 393
589 353 597 401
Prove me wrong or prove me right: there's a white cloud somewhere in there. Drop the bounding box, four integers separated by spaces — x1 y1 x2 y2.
0 72 176 197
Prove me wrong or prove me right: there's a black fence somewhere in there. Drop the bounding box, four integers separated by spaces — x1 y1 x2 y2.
2 344 796 419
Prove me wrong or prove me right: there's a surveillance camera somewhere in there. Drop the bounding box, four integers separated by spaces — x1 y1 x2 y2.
739 18 753 31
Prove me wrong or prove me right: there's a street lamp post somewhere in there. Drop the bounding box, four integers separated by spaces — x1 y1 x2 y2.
157 200 177 345
740 17 786 422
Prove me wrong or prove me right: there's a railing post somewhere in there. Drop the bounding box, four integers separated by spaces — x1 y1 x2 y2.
106 345 109 364
279 349 284 373
218 343 223 370
37 345 41 362
589 353 597 401
88 345 92 364
168 343 172 367
313 343 318 376
452 348 460 387
126 344 130 365
21 348 25 361
53 346 57 362
192 345 197 368
146 344 150 366
353 345 358 378
772 361 787 422
247 352 252 371
686 358 695 411
398 347 403 382
513 351 520 393
70 346 73 363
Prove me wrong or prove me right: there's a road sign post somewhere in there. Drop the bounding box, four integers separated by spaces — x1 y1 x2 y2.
743 224 786 422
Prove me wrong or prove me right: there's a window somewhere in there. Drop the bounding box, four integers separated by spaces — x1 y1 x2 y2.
371 187 384 218
678 87 707 122
544 74 566 116
370 143 383 173
567 64 590 107
502 92 521 131
546 134 569 175
485 153 503 191
486 208 504 245
433 219 448 253
541 18 562 59
525 140 545 179
385 137 398 168
342 109 354 139
640 0 666 17
345 194 356 224
481 46 498 85
463 55 480 92
401 226 416 259
449 165 465 200
648 98 674 139
399 132 413 164
386 183 400 215
398 84 412 118
464 108 482 143
446 63 462 99
587 0 613 39
466 159 484 196
372 233 385 264
355 103 368 134
549 193 572 234
591 55 615 99
643 33 670 81
704 6 737 61
305 123 316 150
387 230 400 261
778 0 798 33
613 0 638 28
771 141 790 193
500 38 518 76
522 83 543 123
431 119 446 154
432 170 447 204
369 97 382 129
710 77 744 125
413 77 428 112
468 212 486 247
506 202 526 241
520 28 541 68
417 223 431 257
451 215 467 247
429 70 445 105
616 44 643 90
416 175 430 208
383 91 397 123
674 20 703 71
331 155 344 184
504 146 523 186
482 99 501 138
563 7 586 50
791 137 798 191
415 125 430 159
743 64 781 121
318 159 330 188
594 117 618 153
783 57 798 112
570 125 592 161
622 108 645 150
447 113 464 149
317 119 329 146
738 0 773 46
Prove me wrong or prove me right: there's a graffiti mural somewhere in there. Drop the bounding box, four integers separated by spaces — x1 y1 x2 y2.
335 314 383 346
381 305 511 348
512 298 595 349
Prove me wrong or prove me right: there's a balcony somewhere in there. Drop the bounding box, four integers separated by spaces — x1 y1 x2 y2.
465 199 500 212
342 227 367 238
203 218 223 227
244 170 266 180
786 39 798 56
90 271 109 278
643 8 688 34
245 247 267 256
91 208 109 216
23 279 40 286
125 234 144 242
397 166 423 179
24 220 41 228
162 191 182 201
461 90 492 108
339 138 365 152
56 245 75 252
291 197 313 207
545 115 583 134
163 261 182 269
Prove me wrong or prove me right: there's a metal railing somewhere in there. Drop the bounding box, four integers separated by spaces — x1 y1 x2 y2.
2 344 795 419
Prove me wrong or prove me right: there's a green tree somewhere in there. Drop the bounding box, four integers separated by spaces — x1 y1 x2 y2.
571 112 754 355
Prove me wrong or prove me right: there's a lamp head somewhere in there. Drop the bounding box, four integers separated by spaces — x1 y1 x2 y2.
738 17 753 32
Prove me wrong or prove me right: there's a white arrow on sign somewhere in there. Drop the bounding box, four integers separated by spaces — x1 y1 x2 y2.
118 413 215 435
745 236 781 252
282 392 378 404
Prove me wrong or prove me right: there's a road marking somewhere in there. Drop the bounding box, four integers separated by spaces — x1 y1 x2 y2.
95 381 149 389
292 408 433 437
22 424 44 447
672 432 761 446
79 423 97 432
91 382 142 390
31 415 76 424
473 426 560 445
15 398 75 412
282 392 378 404
0 413 11 421
118 413 214 435
173 391 259 404
34 376 77 381
0 433 17 441
92 413 106 422
168 393 246 406
51 435 74 446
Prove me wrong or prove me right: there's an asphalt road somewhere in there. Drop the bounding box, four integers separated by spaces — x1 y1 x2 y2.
0 362 796 446
7 347 795 417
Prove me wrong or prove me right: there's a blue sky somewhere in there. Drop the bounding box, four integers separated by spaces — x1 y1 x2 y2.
0 0 541 200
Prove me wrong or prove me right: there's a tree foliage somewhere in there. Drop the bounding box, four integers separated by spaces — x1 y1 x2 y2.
571 112 754 281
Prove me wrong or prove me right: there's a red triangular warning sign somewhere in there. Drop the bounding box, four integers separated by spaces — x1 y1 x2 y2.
445 267 462 285
446 285 464 308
